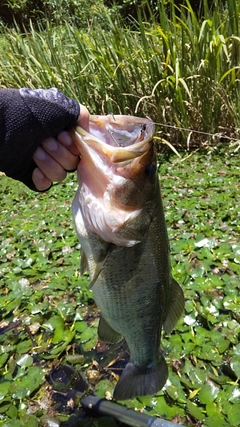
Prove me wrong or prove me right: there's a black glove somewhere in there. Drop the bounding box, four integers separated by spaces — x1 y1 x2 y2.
0 88 80 190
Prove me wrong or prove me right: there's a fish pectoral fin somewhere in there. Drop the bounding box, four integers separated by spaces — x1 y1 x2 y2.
80 249 89 276
98 315 122 344
89 244 117 289
88 254 108 289
89 263 103 289
113 355 168 401
163 278 185 335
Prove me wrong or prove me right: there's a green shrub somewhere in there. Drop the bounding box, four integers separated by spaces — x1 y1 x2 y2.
104 0 226 22
0 0 112 30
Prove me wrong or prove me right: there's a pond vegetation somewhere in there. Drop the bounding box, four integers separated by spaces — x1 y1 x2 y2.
0 146 239 426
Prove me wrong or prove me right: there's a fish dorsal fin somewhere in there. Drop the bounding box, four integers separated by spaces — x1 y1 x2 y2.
98 315 122 344
80 249 88 276
163 278 185 334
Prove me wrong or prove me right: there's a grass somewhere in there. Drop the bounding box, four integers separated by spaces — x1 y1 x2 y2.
0 0 239 149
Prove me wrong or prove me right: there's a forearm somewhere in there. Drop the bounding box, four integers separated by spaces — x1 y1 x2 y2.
0 88 80 190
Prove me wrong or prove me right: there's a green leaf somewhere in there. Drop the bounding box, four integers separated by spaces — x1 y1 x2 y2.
198 381 220 404
74 321 88 333
204 414 229 427
6 404 18 419
11 366 45 399
0 401 11 414
16 354 33 368
94 379 115 399
48 330 75 356
0 381 11 400
4 297 22 316
0 352 9 368
186 400 205 421
230 356 240 378
43 315 64 332
227 402 240 426
16 340 33 355
3 420 21 427
153 395 184 418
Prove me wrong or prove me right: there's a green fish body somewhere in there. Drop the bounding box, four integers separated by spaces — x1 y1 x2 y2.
72 115 184 400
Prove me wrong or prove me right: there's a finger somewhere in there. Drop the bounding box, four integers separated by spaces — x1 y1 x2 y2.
33 146 67 182
58 106 90 156
32 167 52 191
57 131 79 156
77 105 90 132
42 137 79 171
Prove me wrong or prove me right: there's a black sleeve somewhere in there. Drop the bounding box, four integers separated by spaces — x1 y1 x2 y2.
0 87 80 191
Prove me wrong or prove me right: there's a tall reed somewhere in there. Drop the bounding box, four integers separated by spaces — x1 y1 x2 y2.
0 0 239 149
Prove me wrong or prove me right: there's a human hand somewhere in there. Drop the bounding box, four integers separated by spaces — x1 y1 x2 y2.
32 105 89 191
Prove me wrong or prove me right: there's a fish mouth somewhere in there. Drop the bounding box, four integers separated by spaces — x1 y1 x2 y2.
73 114 155 163
72 115 156 246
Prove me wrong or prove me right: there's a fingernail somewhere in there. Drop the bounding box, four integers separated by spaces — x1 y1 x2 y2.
33 168 45 180
34 147 46 160
43 138 58 151
58 131 72 146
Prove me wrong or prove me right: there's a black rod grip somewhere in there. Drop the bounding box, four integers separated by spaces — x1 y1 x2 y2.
81 395 186 427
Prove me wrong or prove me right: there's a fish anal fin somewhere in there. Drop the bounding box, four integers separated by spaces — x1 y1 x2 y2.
98 315 122 344
163 278 185 335
113 354 168 401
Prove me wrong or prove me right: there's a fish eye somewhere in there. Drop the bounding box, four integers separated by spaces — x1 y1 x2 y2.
145 163 156 176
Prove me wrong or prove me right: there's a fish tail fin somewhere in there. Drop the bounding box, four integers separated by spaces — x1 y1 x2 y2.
113 355 168 401
163 278 185 334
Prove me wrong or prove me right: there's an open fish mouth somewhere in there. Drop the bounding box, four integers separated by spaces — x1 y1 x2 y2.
71 114 156 246
73 114 155 163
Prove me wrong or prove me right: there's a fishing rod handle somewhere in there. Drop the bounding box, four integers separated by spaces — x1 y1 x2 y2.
81 395 186 427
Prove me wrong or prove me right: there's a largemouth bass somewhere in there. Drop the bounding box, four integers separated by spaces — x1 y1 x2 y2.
72 115 184 401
